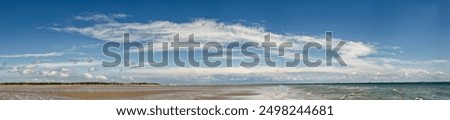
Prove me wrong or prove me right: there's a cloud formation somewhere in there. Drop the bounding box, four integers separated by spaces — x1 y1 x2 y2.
74 13 129 23
0 52 64 58
2 13 448 84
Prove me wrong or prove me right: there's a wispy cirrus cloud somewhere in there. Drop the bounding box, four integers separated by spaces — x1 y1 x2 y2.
50 16 377 63
0 52 64 58
74 13 130 23
49 14 378 68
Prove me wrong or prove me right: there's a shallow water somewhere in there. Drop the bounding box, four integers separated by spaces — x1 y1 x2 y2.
254 83 450 100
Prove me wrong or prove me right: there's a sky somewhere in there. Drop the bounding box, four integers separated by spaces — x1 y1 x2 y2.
0 0 449 84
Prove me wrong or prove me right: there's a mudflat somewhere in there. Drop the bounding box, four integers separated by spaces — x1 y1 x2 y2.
0 85 262 100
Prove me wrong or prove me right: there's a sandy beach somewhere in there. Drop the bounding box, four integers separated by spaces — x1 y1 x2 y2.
0 85 263 100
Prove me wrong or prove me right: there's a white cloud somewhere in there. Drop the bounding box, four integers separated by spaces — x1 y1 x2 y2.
59 72 70 78
40 70 71 78
41 70 58 77
95 75 108 80
121 76 134 80
0 52 63 58
83 73 108 80
422 60 449 64
95 67 445 83
366 57 449 65
83 73 94 79
7 64 38 74
74 13 129 23
7 63 75 79
51 18 377 68
36 61 99 68
88 67 97 72
436 71 449 78
51 19 276 43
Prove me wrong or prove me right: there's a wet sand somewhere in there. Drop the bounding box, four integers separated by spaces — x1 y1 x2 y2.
0 85 263 100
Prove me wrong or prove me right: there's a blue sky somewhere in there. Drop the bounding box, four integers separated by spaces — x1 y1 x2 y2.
0 0 449 84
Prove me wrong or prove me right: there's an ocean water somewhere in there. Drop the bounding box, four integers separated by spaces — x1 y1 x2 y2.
248 83 450 100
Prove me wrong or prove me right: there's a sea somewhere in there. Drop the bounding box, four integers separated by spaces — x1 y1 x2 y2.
247 83 450 100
